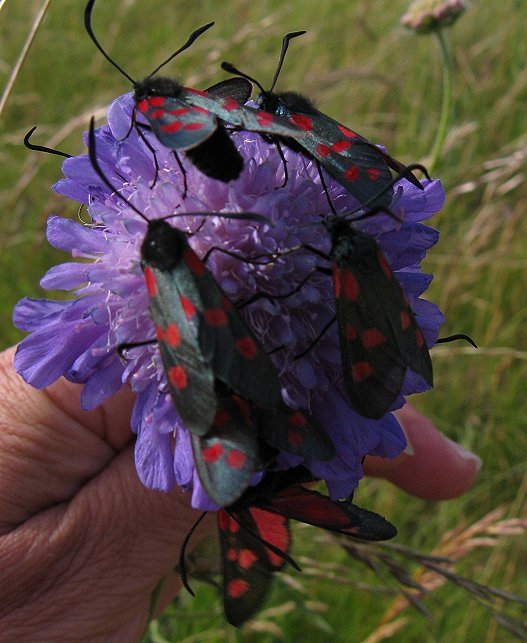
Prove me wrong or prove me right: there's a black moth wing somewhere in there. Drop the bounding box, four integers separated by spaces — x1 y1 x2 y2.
142 222 217 436
218 506 290 627
331 224 433 418
260 91 422 210
191 391 260 507
189 263 283 409
205 77 253 103
181 86 306 139
337 500 398 541
257 403 335 461
257 484 396 540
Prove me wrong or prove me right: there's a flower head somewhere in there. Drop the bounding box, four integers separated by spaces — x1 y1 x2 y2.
402 0 469 34
14 92 445 509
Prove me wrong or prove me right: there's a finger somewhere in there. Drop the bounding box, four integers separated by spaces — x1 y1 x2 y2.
0 444 213 641
0 346 136 528
363 404 482 500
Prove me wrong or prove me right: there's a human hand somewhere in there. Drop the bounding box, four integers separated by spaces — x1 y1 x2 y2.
0 346 480 641
364 403 482 500
0 346 212 642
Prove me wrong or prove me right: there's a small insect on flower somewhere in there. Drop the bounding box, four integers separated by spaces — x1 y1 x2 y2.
88 119 334 505
222 32 425 210
325 216 433 418
179 466 397 627
85 0 306 185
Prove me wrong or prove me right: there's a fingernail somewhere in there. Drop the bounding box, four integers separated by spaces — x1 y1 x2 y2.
445 438 483 471
398 422 415 456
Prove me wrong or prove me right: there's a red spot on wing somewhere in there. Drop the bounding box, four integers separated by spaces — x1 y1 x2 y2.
315 143 331 157
332 267 341 298
149 109 165 119
204 308 228 327
338 125 357 138
227 548 238 561
342 271 360 300
400 311 410 329
180 295 197 320
227 578 250 599
362 328 387 348
332 140 351 153
213 409 231 427
193 106 209 115
168 108 190 116
238 548 258 569
346 324 358 341
257 111 273 126
183 122 205 131
226 449 247 469
236 336 257 360
137 99 149 113
287 429 304 447
160 121 183 133
155 325 164 341
290 113 313 131
251 508 288 567
202 442 224 463
186 88 208 97
352 361 375 382
222 99 239 111
344 165 360 181
218 509 229 530
165 322 182 347
183 248 207 276
168 365 188 388
288 411 306 427
367 167 382 181
148 96 166 107
415 328 424 348
143 266 157 297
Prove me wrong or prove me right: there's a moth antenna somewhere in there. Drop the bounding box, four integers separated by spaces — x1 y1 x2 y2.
147 22 215 79
85 1 213 85
84 0 136 84
88 117 148 222
436 333 478 348
221 62 266 95
268 31 307 93
24 126 72 158
89 117 270 227
177 511 208 596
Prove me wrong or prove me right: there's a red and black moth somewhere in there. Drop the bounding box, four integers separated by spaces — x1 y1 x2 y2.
85 0 306 183
88 119 334 506
193 383 335 506
179 467 397 627
325 216 433 418
222 32 424 210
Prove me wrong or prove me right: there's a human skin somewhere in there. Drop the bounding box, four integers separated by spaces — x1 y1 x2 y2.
0 346 480 641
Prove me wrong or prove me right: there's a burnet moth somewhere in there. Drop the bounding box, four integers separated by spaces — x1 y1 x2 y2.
88 119 334 505
85 0 306 183
255 203 434 419
222 32 424 210
325 216 433 418
179 466 397 627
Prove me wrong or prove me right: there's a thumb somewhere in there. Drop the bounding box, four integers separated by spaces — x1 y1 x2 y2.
364 404 482 500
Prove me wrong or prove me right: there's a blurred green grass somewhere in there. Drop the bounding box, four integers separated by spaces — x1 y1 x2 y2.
1 0 526 641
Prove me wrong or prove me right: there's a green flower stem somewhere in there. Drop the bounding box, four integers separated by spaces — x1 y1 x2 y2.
428 28 454 174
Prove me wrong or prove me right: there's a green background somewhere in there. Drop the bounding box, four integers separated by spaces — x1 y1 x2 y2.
1 1 526 640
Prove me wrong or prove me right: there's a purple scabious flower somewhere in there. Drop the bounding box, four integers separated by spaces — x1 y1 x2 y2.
13 93 445 508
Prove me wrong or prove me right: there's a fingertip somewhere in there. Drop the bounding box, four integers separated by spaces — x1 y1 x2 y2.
364 404 481 500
